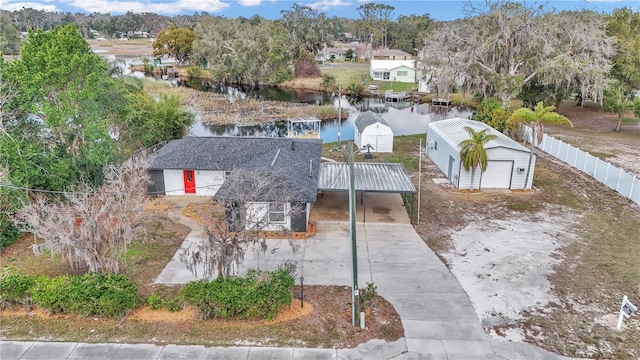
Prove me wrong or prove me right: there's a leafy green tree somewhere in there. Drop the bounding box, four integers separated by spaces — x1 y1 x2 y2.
2 24 122 188
192 16 292 85
153 22 195 64
472 98 514 133
357 3 395 49
345 49 354 61
459 126 498 191
606 8 640 131
280 4 331 59
389 14 434 54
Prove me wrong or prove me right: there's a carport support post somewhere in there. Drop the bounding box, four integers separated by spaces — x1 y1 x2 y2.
348 141 360 327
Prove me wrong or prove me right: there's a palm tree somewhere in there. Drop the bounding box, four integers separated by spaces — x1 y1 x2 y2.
508 101 573 190
459 126 498 191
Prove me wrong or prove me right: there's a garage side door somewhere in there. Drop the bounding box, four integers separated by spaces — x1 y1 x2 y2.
480 161 513 189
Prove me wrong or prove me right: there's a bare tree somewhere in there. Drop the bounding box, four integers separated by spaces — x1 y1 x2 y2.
179 167 304 279
13 158 150 274
420 1 613 108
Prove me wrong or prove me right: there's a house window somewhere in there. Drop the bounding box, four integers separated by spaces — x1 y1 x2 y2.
268 203 286 223
383 72 390 80
397 70 408 77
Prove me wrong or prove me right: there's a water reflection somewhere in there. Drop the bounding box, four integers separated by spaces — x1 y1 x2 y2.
186 84 473 143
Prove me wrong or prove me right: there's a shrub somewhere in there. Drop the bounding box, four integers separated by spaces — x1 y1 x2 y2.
472 98 514 133
472 98 502 123
32 273 139 317
346 82 364 99
294 54 321 78
316 105 337 120
66 273 139 317
0 269 37 308
182 267 294 320
359 282 378 310
32 275 71 314
320 73 336 93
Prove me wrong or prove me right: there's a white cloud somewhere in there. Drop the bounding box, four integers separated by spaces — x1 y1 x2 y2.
238 0 262 6
66 0 229 15
308 0 352 11
1 1 60 12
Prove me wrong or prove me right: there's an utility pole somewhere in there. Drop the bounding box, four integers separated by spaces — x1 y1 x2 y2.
348 141 359 327
338 86 342 144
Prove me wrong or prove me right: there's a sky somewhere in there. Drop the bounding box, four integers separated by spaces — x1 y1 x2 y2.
0 0 638 20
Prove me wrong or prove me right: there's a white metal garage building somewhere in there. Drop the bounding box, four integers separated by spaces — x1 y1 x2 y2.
354 111 394 153
426 118 535 190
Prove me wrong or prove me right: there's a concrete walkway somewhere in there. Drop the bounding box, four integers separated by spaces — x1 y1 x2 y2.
2 219 584 359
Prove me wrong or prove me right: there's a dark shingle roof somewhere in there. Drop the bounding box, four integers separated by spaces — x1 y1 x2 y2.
354 111 391 133
149 136 322 203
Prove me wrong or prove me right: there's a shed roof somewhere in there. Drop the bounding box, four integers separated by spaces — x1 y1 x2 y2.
428 118 530 153
354 111 392 134
318 162 416 193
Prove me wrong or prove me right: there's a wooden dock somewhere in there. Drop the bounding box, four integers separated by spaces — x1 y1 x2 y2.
431 94 453 106
384 90 407 102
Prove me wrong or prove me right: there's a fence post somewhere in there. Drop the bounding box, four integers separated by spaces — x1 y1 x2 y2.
593 159 598 177
574 147 579 167
616 168 623 192
583 152 588 172
630 176 636 203
604 163 610 183
564 144 570 163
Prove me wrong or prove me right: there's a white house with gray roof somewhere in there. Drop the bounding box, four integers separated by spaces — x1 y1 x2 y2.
354 111 394 153
148 137 322 232
426 118 535 190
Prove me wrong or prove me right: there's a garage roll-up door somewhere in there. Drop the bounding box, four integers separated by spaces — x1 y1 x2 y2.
480 161 513 189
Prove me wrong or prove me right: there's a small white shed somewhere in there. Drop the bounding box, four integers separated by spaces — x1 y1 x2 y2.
425 118 535 190
354 111 394 153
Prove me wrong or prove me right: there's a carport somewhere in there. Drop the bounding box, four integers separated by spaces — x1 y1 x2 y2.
315 162 417 223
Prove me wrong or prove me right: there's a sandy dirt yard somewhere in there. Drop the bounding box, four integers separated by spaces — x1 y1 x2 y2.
548 101 640 176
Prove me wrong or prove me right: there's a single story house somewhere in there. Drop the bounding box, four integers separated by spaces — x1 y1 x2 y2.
147 136 322 232
354 111 394 153
370 60 416 83
372 49 412 60
316 47 349 62
426 118 535 190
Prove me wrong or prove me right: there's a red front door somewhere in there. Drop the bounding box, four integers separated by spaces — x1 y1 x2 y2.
183 170 196 194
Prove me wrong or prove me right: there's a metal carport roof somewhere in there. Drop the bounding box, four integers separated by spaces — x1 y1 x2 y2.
318 162 416 193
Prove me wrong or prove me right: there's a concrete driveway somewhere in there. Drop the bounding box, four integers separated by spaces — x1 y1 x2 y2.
310 192 411 224
151 213 572 359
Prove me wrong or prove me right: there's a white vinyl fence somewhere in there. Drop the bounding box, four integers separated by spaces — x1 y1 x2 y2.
525 127 640 206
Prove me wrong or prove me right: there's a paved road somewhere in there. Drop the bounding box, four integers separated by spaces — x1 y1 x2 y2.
2 220 584 359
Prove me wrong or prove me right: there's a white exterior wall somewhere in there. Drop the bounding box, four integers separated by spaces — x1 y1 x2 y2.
245 202 292 231
163 169 225 196
164 169 186 196
357 124 394 153
425 128 463 188
426 127 536 190
390 66 416 83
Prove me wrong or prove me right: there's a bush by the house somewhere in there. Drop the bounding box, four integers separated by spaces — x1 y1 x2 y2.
182 267 294 320
32 273 139 317
0 269 38 308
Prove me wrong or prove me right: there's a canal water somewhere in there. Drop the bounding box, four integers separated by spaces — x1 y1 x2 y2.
186 83 473 143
